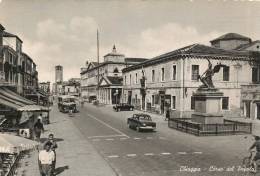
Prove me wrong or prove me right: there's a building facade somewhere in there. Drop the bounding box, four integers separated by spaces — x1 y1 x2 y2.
39 81 50 94
0 24 39 96
80 45 147 104
122 33 257 118
63 78 80 97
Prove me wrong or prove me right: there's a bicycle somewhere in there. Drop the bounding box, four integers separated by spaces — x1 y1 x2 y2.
242 150 260 175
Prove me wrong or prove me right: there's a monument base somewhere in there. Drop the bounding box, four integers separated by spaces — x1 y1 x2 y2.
191 87 224 124
191 112 224 124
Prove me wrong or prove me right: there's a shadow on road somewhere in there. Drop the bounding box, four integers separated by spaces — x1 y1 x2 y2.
54 165 69 175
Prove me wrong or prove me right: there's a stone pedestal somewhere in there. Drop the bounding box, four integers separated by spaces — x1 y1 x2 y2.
191 88 224 124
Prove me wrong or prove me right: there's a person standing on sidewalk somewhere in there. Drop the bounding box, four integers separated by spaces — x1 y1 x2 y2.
43 134 58 175
39 142 55 176
34 118 44 142
165 109 170 121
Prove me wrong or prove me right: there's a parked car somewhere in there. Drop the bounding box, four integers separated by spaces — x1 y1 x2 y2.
113 103 134 111
58 95 77 113
127 113 156 132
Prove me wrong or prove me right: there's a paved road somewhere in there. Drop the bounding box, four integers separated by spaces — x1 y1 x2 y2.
69 103 255 176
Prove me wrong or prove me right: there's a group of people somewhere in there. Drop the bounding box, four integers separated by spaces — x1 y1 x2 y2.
33 115 58 176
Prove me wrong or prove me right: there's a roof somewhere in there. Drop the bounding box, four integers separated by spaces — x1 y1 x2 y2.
0 24 5 31
210 33 251 43
125 58 148 63
3 31 23 43
235 40 260 51
106 76 123 85
98 76 123 87
123 44 251 73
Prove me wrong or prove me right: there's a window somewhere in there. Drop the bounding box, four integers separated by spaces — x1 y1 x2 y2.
161 68 165 81
130 74 132 85
172 96 176 109
192 65 199 80
222 97 229 110
124 75 126 85
113 67 119 73
152 95 155 106
135 73 138 84
252 67 260 83
223 66 230 81
191 96 195 110
172 65 176 80
152 70 155 82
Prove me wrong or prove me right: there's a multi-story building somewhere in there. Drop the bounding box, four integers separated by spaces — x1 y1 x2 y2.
39 81 51 94
0 24 38 96
63 78 80 97
122 33 257 119
80 45 147 104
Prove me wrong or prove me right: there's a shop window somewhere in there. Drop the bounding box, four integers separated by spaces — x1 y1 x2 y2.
130 74 132 85
172 65 176 80
223 66 230 81
191 96 195 110
135 73 138 84
172 96 176 109
222 97 229 110
192 65 199 81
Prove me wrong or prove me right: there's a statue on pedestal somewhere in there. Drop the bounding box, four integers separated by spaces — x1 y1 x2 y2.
198 59 227 89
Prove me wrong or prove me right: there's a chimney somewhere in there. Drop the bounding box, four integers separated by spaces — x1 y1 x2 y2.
0 24 5 46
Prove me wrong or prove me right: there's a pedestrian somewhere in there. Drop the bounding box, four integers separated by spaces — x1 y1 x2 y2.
34 118 44 142
38 114 43 123
43 134 58 175
38 141 55 176
165 109 170 121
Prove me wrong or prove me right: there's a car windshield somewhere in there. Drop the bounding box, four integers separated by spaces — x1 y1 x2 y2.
63 98 75 103
138 115 152 121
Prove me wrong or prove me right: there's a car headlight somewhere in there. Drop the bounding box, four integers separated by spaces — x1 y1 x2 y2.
143 123 146 126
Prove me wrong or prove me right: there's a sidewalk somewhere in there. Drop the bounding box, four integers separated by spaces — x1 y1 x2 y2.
16 105 116 176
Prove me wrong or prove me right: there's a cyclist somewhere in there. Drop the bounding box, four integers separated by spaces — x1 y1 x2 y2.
249 135 260 172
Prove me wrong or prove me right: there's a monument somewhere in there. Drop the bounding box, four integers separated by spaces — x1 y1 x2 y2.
191 59 227 124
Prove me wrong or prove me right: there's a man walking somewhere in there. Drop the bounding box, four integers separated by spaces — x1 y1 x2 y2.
39 142 55 176
34 118 44 142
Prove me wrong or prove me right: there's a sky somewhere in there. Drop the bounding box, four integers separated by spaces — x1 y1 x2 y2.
1 0 260 84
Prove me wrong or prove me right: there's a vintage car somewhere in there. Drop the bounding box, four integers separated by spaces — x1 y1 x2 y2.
58 95 77 113
127 113 156 132
113 103 134 111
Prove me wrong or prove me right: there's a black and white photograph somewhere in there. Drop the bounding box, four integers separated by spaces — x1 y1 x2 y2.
1 0 260 175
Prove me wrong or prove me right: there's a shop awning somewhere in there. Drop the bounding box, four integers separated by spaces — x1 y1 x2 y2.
18 105 50 112
0 87 49 112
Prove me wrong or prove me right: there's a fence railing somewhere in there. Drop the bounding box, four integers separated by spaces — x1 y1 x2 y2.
168 118 252 136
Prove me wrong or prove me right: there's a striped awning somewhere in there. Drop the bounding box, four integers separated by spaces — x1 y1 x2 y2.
0 87 49 112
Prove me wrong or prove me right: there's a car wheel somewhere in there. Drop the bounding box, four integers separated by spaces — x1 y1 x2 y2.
136 126 141 132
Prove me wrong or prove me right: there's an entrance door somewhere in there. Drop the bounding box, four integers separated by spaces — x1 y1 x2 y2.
142 95 145 110
128 91 132 105
160 95 165 114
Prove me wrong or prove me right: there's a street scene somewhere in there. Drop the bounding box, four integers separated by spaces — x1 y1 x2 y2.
1 0 260 176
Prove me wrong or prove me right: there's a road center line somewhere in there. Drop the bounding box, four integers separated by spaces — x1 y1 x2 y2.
144 153 154 156
134 137 141 140
87 114 130 138
88 134 125 139
92 139 100 141
161 152 171 155
178 152 187 155
106 138 114 141
193 152 203 154
127 154 137 157
108 155 119 158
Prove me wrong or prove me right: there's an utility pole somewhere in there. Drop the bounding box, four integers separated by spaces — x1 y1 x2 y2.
97 29 100 101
